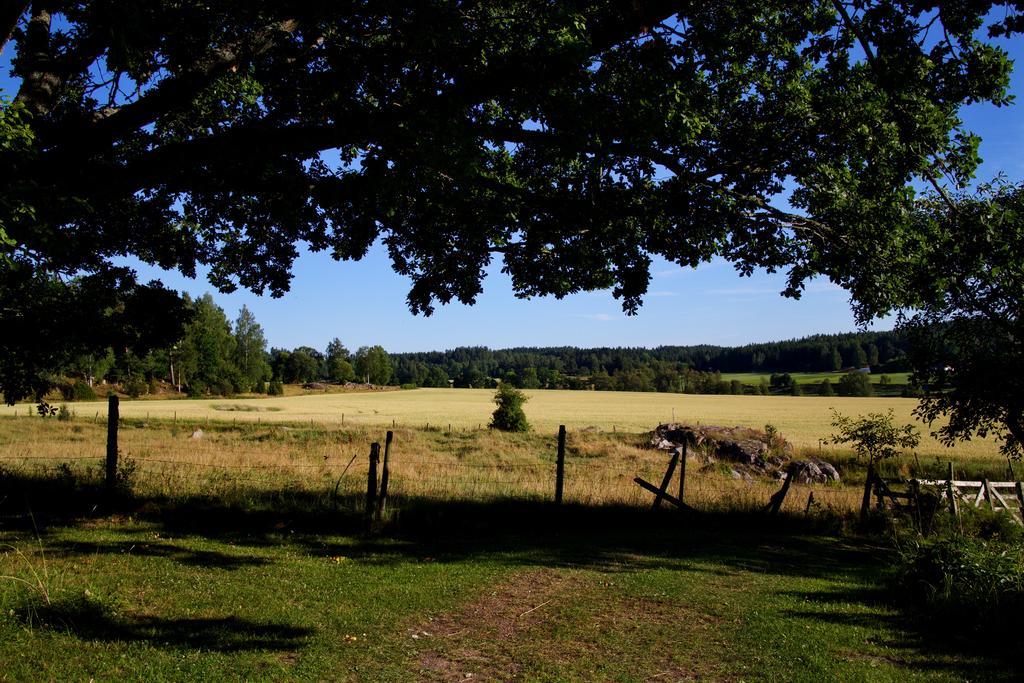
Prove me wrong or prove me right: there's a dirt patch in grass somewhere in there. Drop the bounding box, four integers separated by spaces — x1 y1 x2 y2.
410 568 729 681
411 568 579 678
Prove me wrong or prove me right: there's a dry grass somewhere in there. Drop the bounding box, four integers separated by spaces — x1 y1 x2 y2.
0 416 860 515
0 388 998 459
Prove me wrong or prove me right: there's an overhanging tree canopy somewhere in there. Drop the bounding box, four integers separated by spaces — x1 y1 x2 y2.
1 1 1021 402
900 182 1024 459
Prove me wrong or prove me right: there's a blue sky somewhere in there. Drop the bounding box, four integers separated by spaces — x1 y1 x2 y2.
3 22 1022 353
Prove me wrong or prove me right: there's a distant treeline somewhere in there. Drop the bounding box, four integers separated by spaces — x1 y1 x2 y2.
53 293 909 399
390 331 910 394
53 293 393 399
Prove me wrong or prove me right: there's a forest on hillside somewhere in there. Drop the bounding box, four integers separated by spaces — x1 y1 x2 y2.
390 331 910 396
44 292 908 400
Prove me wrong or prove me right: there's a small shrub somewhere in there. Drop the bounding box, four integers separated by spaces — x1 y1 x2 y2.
116 456 137 490
124 378 147 398
267 379 284 396
216 379 235 397
54 462 76 485
187 380 207 398
56 404 74 422
901 380 924 398
491 384 530 432
896 537 1024 641
820 379 834 397
932 506 1024 543
400 383 418 390
830 408 919 465
72 382 97 401
837 371 873 396
57 382 75 401
35 401 57 417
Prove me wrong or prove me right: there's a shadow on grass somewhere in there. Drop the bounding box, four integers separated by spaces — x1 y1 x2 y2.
783 585 1021 679
46 539 273 570
23 597 311 652
1 468 868 580
1 469 1019 677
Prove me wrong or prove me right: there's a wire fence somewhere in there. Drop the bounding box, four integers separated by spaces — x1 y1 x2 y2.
0 400 870 516
0 445 860 515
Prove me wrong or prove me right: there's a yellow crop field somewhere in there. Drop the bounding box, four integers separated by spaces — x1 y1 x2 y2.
0 388 997 459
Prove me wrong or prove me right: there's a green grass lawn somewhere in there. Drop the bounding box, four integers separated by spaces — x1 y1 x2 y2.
1 503 1015 681
719 371 912 386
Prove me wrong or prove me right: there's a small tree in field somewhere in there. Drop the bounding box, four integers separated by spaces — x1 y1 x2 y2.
830 409 920 466
837 371 874 397
491 384 530 432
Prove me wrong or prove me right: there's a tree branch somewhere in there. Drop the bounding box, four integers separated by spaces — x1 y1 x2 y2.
478 123 841 244
830 0 958 213
41 18 299 152
0 0 28 56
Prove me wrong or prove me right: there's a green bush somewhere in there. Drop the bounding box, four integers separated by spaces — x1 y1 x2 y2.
57 404 74 421
187 380 207 398
931 506 1024 543
267 379 284 396
59 381 97 401
490 383 530 432
58 382 75 401
124 377 147 398
72 382 97 400
216 379 235 397
896 537 1024 641
820 379 834 396
837 371 873 396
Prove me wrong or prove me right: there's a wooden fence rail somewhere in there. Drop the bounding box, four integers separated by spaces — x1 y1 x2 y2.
864 464 1024 528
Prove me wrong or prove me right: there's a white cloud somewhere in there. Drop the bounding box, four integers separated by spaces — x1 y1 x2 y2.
580 313 613 321
647 291 677 297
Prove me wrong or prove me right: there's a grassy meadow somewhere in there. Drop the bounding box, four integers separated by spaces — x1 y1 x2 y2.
4 514 1011 681
0 387 999 460
719 371 912 386
0 417 874 515
1 389 1018 680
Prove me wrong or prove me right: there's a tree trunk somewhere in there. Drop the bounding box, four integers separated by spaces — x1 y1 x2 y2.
14 8 61 117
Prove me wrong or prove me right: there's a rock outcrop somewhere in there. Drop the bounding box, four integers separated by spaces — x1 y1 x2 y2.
651 423 839 484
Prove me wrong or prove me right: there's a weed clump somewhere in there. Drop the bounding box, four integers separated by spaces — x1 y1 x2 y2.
896 535 1024 641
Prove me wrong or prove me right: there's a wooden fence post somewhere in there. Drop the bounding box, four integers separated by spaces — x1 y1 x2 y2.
946 462 959 519
678 443 687 505
365 443 380 531
765 464 795 515
910 479 923 532
376 431 393 520
105 395 119 491
652 450 680 510
1015 481 1024 525
860 463 875 524
982 478 993 510
555 425 566 505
